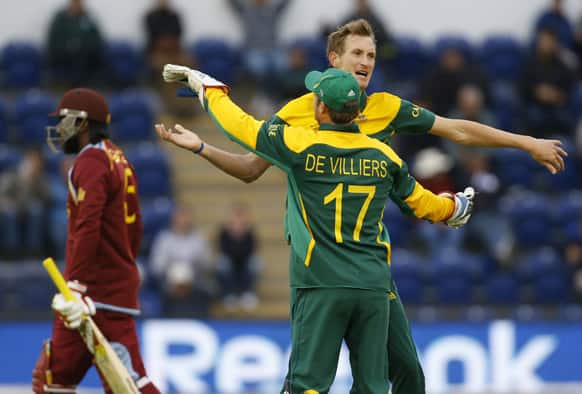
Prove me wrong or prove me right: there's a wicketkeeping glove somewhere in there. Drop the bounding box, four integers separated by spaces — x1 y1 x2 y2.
162 64 227 110
51 290 96 330
443 186 475 228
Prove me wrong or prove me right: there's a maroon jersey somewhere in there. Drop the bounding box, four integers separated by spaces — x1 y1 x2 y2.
64 140 142 314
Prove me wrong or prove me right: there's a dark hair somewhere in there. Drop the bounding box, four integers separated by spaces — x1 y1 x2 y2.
329 101 359 124
88 120 110 144
327 18 376 57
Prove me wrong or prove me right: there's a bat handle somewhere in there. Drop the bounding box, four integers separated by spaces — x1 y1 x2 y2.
43 258 75 301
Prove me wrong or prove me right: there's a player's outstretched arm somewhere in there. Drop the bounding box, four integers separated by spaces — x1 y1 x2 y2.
155 124 270 183
430 115 567 174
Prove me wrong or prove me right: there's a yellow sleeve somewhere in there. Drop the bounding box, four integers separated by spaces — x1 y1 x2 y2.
404 182 455 222
204 88 264 150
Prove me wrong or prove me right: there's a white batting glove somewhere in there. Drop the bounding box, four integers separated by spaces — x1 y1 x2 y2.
442 186 475 228
162 64 227 109
51 291 96 330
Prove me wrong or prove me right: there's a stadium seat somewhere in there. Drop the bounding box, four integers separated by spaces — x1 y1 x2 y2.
108 90 156 143
191 38 241 84
125 142 172 199
13 90 56 145
501 192 552 248
490 148 537 188
390 249 425 304
479 35 524 82
140 197 174 255
0 42 42 89
536 137 578 192
0 98 9 143
485 273 520 304
382 201 415 247
0 144 20 172
288 37 328 71
490 82 518 130
433 35 474 62
105 41 143 87
531 272 571 304
431 248 483 304
516 246 564 283
393 36 431 81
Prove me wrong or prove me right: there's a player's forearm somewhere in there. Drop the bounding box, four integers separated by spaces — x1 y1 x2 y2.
403 182 455 222
432 117 535 151
199 145 266 183
205 88 263 151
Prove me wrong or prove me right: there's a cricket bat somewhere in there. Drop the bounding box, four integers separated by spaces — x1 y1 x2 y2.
43 258 140 394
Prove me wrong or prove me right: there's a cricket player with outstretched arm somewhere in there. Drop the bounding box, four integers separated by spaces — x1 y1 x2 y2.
32 88 160 394
157 64 475 393
163 19 568 394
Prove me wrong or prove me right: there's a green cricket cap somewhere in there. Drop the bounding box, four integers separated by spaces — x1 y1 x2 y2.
304 68 360 113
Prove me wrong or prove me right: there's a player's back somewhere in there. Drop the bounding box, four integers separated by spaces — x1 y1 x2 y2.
65 139 142 313
282 124 401 292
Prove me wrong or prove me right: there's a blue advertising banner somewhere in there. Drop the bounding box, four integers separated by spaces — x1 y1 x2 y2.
1 320 581 393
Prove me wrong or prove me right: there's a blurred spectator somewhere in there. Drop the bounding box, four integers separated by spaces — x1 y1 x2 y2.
519 27 577 136
217 202 261 311
419 46 490 117
412 148 463 255
46 0 104 86
446 84 497 161
144 0 194 79
149 205 213 318
341 0 397 69
458 151 513 265
143 0 196 116
574 15 582 78
533 0 574 49
0 149 50 259
274 44 310 101
227 0 291 88
565 218 582 300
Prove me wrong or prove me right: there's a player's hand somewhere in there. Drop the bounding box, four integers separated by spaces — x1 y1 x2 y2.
155 123 203 152
51 291 95 330
163 64 227 109
527 138 567 174
442 187 475 228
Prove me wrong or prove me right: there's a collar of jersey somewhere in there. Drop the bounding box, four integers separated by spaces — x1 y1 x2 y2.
359 91 368 111
319 122 360 133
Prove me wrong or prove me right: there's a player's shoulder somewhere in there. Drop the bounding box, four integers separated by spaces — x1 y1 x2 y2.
360 133 403 167
75 140 120 171
366 91 402 111
276 92 314 118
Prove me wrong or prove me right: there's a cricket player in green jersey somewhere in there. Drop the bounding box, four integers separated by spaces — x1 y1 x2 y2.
157 65 475 393
155 19 567 394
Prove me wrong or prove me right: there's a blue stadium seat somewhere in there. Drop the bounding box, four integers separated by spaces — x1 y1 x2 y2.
501 192 552 248
105 41 142 87
0 42 42 89
0 98 9 143
532 272 571 304
13 90 56 145
485 273 520 304
108 90 156 142
288 37 328 71
16 277 55 310
490 148 537 188
394 36 431 81
569 82 582 120
390 249 425 304
431 248 482 304
140 197 174 254
191 38 240 84
490 82 518 130
366 69 387 94
536 137 578 192
382 201 415 247
125 142 171 199
433 35 474 62
516 247 564 283
0 144 20 172
479 35 524 82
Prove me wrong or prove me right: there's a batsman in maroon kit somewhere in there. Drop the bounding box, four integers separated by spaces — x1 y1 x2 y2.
32 88 160 393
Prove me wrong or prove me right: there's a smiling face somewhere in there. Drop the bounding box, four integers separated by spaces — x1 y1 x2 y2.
328 34 376 90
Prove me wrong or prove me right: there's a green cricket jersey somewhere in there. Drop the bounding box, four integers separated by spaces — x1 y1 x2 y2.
205 89 454 292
